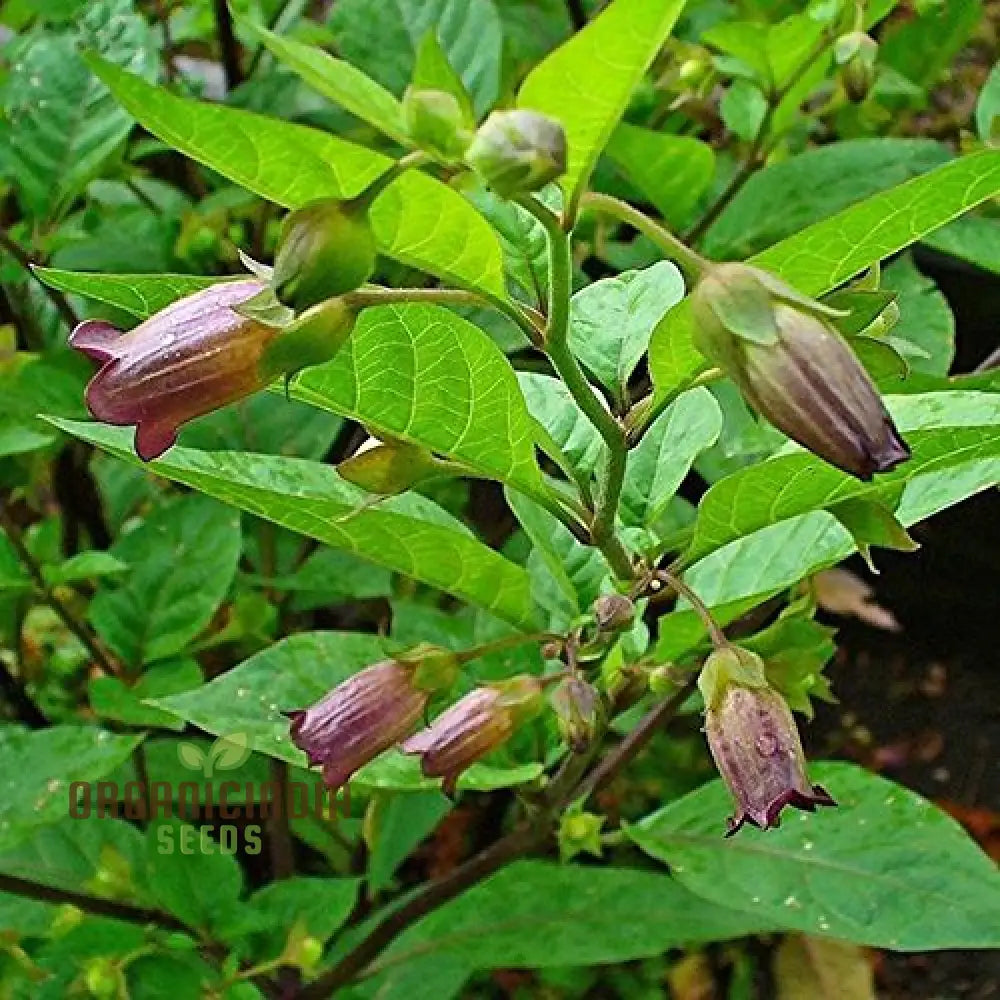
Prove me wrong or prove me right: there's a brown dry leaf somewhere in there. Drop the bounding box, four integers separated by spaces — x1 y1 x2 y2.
813 568 901 632
774 934 875 1000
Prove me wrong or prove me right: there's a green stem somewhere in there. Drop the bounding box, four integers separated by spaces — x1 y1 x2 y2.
351 151 433 212
453 631 559 666
343 284 544 344
655 570 727 648
516 196 635 580
579 192 708 285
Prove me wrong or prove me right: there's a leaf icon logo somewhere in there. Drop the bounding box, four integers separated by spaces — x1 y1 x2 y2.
209 732 252 774
176 733 252 776
177 742 208 773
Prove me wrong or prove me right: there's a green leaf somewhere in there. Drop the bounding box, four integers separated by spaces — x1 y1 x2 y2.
604 126 715 228
346 956 470 1000
686 391 1000 564
0 726 141 853
219 876 360 948
517 0 687 206
240 21 408 142
379 860 774 971
51 420 539 628
0 1 155 219
517 372 604 480
144 819 243 935
720 80 768 142
88 495 242 667
411 31 475 125
627 762 1000 950
42 551 127 586
34 269 221 318
289 303 547 501
881 255 955 376
650 149 1000 402
701 140 951 260
507 489 610 615
880 0 982 89
660 453 1000 659
367 791 451 892
923 215 1000 276
330 0 503 118
152 632 540 791
89 658 203 731
569 261 684 401
622 388 723 529
86 57 506 299
977 61 1000 141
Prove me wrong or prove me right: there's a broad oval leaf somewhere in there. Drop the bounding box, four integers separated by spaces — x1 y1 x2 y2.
289 303 547 501
517 0 687 206
685 391 1000 564
627 762 1000 951
606 125 716 228
650 149 1000 402
621 387 723 529
381 860 775 971
85 57 506 299
49 420 539 629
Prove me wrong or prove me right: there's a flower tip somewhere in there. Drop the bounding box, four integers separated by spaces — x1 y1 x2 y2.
70 320 120 363
133 422 178 462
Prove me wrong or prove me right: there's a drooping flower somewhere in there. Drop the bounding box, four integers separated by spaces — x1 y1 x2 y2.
550 675 600 753
71 281 355 461
691 263 910 480
287 660 429 793
699 645 835 835
402 676 544 795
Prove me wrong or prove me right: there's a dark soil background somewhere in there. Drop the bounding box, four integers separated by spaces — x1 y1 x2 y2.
807 252 1000 999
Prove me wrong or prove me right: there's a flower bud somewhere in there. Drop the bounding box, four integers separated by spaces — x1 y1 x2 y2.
699 646 835 835
338 437 442 495
593 593 635 633
272 198 376 311
692 263 910 481
550 675 600 752
402 87 471 162
835 31 878 103
402 675 543 795
286 659 429 792
70 280 281 461
464 110 567 197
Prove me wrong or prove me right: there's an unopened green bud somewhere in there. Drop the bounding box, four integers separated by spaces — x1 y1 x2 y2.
692 263 910 481
464 110 567 197
593 593 635 633
260 297 358 381
403 87 471 161
648 662 682 697
338 437 442 496
835 32 878 103
273 198 376 311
